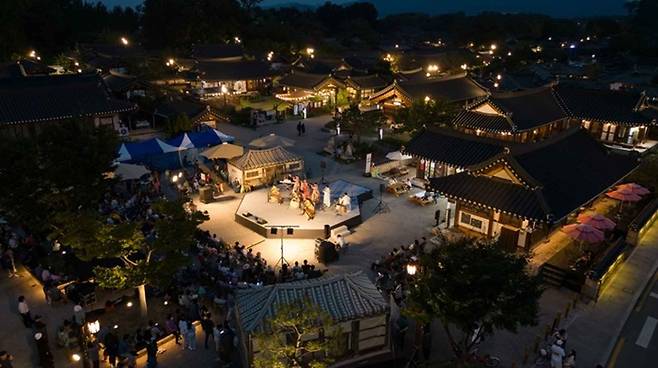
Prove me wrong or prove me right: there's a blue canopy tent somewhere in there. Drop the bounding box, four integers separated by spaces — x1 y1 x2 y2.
117 129 235 170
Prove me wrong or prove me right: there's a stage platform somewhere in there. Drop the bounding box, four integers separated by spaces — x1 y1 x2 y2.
235 180 372 239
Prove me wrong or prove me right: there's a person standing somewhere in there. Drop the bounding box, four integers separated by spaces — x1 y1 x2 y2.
434 209 442 227
87 341 100 368
17 296 32 328
146 338 158 368
201 314 215 349
212 322 222 355
186 320 197 351
301 122 306 136
297 121 302 136
550 339 566 368
178 317 189 350
165 314 180 345
34 332 53 368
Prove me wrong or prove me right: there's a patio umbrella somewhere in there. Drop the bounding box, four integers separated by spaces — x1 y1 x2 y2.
561 223 605 249
201 143 244 160
616 183 650 196
576 213 616 231
385 150 413 161
110 163 151 181
249 133 295 149
606 188 642 202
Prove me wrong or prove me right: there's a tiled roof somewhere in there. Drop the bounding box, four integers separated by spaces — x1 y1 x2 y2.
454 87 567 132
0 73 136 126
452 110 513 132
397 74 488 103
511 129 638 220
196 60 273 81
230 146 302 170
346 75 389 90
154 100 208 120
103 72 138 93
404 128 507 168
430 173 549 220
235 272 389 334
429 129 638 221
278 71 342 91
554 84 651 126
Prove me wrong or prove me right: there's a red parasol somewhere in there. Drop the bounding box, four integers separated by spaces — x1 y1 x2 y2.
576 213 616 231
561 223 605 244
606 188 642 202
616 183 650 196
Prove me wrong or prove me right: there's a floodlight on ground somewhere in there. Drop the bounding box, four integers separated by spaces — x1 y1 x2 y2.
126 301 133 308
71 353 81 362
120 37 129 46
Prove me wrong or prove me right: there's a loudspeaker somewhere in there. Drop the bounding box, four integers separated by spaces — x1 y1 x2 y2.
379 183 385 194
324 224 331 239
286 228 294 235
270 228 278 235
199 187 213 203
320 160 326 169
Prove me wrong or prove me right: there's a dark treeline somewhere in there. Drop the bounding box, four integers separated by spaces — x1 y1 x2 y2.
1 0 656 62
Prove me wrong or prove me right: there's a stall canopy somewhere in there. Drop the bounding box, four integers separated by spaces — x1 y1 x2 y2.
117 129 235 162
165 129 235 150
109 163 151 181
117 138 181 162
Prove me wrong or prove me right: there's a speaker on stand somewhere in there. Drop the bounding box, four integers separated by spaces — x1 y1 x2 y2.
372 183 390 214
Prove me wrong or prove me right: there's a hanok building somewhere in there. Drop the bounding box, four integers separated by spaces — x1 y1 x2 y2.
554 84 656 149
429 128 638 251
153 99 227 130
452 86 573 143
276 71 345 110
194 59 273 96
368 73 488 111
404 127 507 179
344 75 389 101
0 73 136 137
190 43 274 97
234 272 391 368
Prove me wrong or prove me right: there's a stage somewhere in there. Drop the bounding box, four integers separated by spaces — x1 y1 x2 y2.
235 179 372 239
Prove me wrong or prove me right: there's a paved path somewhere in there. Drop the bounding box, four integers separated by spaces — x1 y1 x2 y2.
562 222 658 368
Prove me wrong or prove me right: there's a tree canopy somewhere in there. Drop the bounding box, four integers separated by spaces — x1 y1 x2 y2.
0 119 118 235
254 298 341 368
404 238 543 364
333 104 385 143
56 199 208 292
395 98 460 134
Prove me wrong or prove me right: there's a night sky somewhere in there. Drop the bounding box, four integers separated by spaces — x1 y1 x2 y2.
100 0 628 18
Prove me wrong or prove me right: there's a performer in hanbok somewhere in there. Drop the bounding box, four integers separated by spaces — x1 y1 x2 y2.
300 180 310 200
292 176 301 195
268 185 281 203
290 191 301 209
323 186 332 209
310 184 320 205
302 198 316 220
336 192 351 215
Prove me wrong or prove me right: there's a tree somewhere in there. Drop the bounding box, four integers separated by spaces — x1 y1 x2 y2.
253 298 341 368
627 152 658 194
395 98 459 134
404 238 542 365
333 104 385 143
0 119 118 235
164 113 193 137
57 200 208 316
239 0 263 12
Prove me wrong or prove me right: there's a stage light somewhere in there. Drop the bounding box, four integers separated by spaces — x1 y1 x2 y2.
71 353 81 362
126 301 133 308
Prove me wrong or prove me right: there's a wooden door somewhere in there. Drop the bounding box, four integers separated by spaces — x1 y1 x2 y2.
499 227 519 252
